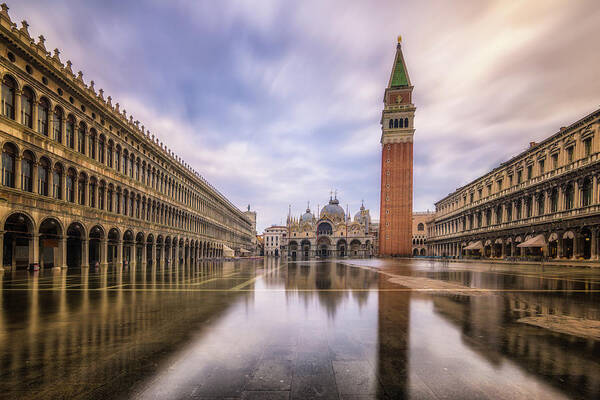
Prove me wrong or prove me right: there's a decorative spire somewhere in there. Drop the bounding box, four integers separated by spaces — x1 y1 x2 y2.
20 20 30 37
0 3 11 22
65 60 73 75
52 48 61 63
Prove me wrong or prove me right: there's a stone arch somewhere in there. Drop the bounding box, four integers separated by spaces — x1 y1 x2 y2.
39 217 63 268
3 211 35 269
66 221 86 268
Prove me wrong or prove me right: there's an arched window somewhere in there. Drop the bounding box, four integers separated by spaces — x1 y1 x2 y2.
89 128 97 159
1 143 16 187
21 87 34 128
394 119 398 128
388 119 393 129
107 140 113 167
582 178 592 207
107 184 114 212
537 193 545 215
417 223 424 231
404 118 409 128
77 122 86 154
21 151 34 192
485 209 492 225
66 115 75 149
565 184 574 210
98 135 105 164
78 173 86 205
52 164 62 199
89 177 97 208
123 150 129 175
135 158 140 181
37 97 50 136
550 188 558 212
130 154 134 177
130 194 134 217
136 196 140 218
38 157 50 196
53 106 63 143
66 169 75 202
98 181 105 210
1 75 16 119
123 190 128 215
115 145 121 171
399 118 404 128
116 188 122 214
525 196 532 218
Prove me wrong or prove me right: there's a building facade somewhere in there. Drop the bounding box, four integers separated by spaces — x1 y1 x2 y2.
0 9 253 270
412 211 434 256
284 196 376 259
264 225 286 256
427 108 600 260
379 37 414 257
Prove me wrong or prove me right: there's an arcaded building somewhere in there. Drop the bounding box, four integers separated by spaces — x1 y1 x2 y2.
284 196 375 259
0 10 253 269
427 107 600 260
412 211 434 256
379 37 414 257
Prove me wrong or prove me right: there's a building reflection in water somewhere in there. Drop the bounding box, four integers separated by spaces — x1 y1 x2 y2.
428 269 600 399
0 261 255 398
1 259 598 398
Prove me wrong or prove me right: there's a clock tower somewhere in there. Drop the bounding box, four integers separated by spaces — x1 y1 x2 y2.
379 37 414 257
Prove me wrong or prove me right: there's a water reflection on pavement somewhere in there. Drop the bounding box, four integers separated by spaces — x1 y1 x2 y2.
0 258 599 399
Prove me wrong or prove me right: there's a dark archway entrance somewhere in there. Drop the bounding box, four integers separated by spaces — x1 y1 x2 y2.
108 228 120 265
3 213 34 269
39 218 62 268
89 225 104 267
67 222 85 269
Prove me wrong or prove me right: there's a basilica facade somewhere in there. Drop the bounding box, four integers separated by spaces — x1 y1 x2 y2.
284 196 376 259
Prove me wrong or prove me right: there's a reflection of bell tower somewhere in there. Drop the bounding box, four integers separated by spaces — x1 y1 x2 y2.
379 36 414 256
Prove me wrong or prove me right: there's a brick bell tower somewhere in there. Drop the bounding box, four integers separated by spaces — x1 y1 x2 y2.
379 36 414 257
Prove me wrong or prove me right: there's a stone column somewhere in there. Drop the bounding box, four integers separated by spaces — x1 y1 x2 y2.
116 240 123 268
14 155 22 190
29 233 40 268
100 238 108 268
60 236 67 269
141 241 147 267
591 230 598 260
574 180 581 209
81 239 89 268
14 90 22 123
173 242 179 266
31 161 38 193
0 232 4 271
573 234 579 259
47 108 54 138
593 175 599 204
61 172 67 201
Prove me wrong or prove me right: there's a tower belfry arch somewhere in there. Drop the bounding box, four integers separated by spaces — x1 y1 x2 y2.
379 36 414 256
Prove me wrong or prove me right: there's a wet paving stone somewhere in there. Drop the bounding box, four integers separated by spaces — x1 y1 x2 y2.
1 259 599 399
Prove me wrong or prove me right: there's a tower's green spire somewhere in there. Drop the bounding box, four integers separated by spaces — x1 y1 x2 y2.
390 56 409 87
388 37 411 88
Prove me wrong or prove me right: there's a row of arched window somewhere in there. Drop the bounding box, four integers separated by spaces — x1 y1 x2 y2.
0 141 233 240
435 178 595 235
388 117 409 129
0 73 240 228
412 238 425 245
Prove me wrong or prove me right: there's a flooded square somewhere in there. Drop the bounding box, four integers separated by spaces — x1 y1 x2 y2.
1 259 599 399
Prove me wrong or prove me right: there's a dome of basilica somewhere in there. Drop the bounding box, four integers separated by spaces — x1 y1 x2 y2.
301 208 314 222
320 197 345 220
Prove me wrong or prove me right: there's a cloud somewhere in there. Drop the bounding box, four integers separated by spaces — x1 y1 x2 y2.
9 0 600 231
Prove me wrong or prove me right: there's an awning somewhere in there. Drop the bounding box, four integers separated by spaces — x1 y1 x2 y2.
464 241 484 250
517 234 546 248
223 245 235 257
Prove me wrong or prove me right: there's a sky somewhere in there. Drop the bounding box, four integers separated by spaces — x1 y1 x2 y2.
9 0 600 232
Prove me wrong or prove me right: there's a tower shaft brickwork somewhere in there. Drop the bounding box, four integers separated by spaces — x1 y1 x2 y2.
379 39 414 257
